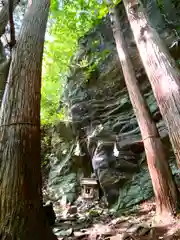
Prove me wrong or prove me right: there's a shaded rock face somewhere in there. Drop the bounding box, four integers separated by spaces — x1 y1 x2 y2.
46 121 92 203
62 2 180 210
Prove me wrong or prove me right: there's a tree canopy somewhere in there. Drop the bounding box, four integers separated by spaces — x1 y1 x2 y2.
41 0 178 125
41 0 108 124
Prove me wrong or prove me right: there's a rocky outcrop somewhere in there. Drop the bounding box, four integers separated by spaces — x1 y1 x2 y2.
61 2 180 210
46 121 92 203
47 2 180 210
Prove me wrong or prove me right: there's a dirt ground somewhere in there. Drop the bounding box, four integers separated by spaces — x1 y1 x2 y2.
52 197 180 240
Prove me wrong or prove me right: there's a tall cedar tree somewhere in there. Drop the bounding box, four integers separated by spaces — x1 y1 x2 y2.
122 0 180 168
0 0 57 239
109 4 180 219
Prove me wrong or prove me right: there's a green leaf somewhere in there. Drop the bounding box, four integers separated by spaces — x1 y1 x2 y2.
41 0 111 124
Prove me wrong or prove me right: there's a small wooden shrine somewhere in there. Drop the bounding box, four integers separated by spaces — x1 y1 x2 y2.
80 178 99 200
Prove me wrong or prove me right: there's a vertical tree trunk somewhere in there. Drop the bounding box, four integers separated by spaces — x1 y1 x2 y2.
109 5 180 219
0 0 20 35
0 0 57 239
123 0 180 169
0 41 10 106
0 0 19 107
0 0 20 36
0 0 11 109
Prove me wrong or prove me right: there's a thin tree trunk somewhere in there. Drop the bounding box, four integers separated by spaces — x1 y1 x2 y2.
109 5 180 219
0 0 57 239
123 0 180 169
0 0 19 107
0 0 20 36
0 41 10 106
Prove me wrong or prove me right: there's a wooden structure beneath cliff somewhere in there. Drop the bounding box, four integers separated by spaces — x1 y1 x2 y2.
80 178 99 200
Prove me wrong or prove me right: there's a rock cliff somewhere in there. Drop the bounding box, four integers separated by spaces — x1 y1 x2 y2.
47 2 180 211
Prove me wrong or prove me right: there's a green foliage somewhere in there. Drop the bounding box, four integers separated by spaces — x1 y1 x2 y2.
156 0 164 11
79 48 110 83
172 0 180 8
41 0 119 124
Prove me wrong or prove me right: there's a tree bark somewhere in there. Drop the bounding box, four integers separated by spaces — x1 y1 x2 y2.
109 5 180 219
123 0 180 169
0 0 57 239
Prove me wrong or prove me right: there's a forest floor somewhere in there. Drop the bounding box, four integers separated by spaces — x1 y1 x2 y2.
52 197 180 240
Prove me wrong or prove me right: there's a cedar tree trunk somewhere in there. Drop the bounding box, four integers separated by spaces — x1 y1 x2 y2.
123 0 180 168
0 0 57 239
110 5 180 218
